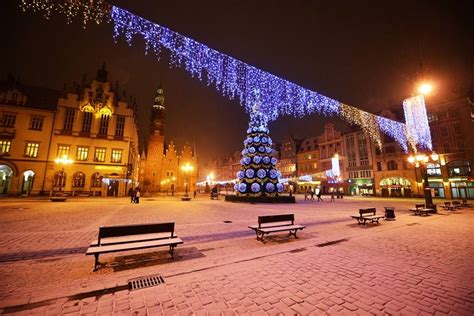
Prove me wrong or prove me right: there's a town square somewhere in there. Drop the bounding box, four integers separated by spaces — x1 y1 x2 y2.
1 0 473 315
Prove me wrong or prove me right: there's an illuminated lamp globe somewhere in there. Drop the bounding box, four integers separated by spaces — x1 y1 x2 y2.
430 152 439 161
418 83 433 95
407 156 415 164
415 154 424 162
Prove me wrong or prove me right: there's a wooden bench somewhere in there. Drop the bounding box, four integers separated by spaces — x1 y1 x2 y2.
86 222 183 271
409 203 434 216
351 208 384 225
248 214 305 242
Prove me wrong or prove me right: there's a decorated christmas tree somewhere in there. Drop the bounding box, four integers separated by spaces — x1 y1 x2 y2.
234 103 284 197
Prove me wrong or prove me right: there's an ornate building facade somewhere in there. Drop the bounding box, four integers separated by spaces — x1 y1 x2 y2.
139 87 198 194
0 65 140 196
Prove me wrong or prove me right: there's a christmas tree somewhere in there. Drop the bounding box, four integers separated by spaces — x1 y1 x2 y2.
234 102 284 197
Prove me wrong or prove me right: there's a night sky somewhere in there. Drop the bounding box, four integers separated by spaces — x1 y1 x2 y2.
1 0 473 162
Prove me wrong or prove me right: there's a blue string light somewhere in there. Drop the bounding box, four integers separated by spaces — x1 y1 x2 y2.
19 1 433 152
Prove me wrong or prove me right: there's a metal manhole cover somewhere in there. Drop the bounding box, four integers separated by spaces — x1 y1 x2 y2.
128 274 165 291
317 238 349 247
223 220 232 223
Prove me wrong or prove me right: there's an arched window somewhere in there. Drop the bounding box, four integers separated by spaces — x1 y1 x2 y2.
387 160 398 171
448 160 471 177
53 171 66 187
73 172 85 188
91 172 101 188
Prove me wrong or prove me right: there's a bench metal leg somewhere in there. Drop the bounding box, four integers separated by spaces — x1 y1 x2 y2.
288 229 299 239
169 245 175 258
93 254 100 272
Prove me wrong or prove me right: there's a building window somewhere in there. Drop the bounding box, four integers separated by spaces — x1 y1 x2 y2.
453 123 462 135
94 148 106 162
76 147 89 161
448 160 471 177
29 116 44 130
385 146 396 154
387 160 398 171
111 149 122 163
91 172 101 188
2 113 17 127
0 140 12 155
81 112 92 133
99 114 109 136
63 108 75 131
57 145 70 159
53 171 66 188
25 142 40 158
115 116 125 137
72 172 85 188
443 143 451 153
427 163 441 177
377 161 383 171
440 126 448 137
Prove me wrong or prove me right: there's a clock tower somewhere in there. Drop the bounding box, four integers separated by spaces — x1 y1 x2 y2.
141 86 166 192
151 86 165 136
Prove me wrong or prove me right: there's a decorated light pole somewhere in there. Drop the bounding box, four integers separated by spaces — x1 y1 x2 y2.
53 155 74 194
408 152 439 208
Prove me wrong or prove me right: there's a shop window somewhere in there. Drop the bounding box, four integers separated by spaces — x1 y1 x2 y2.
53 171 66 187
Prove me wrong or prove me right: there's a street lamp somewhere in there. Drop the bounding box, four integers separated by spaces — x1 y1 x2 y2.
181 163 194 200
407 152 439 208
54 155 74 193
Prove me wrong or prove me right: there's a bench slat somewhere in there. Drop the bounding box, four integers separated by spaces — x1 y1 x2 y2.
257 225 305 233
86 237 183 255
91 232 173 246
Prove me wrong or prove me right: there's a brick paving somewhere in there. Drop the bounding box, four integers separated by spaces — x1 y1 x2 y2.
0 195 473 315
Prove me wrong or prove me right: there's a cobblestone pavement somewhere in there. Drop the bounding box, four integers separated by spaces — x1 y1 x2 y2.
0 195 473 315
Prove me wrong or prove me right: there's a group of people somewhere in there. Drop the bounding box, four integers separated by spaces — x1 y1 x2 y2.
303 187 323 201
303 187 343 202
128 187 141 204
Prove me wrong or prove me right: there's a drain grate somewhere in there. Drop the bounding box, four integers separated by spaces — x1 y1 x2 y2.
406 223 420 226
128 274 165 291
223 220 232 223
317 238 349 247
289 247 307 253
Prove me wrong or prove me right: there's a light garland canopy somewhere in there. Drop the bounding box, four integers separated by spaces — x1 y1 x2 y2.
19 0 433 152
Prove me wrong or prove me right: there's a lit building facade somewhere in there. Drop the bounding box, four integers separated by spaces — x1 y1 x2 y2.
0 76 58 195
342 127 376 196
0 66 141 196
317 123 346 194
139 87 198 194
295 136 321 192
426 97 474 199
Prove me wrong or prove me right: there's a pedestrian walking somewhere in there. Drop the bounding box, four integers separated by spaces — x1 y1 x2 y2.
128 187 134 203
134 187 141 204
330 191 335 202
193 190 197 199
304 189 309 200
317 189 323 202
310 187 315 200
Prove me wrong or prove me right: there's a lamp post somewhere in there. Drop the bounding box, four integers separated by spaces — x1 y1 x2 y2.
181 163 194 200
407 152 439 208
54 155 74 194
